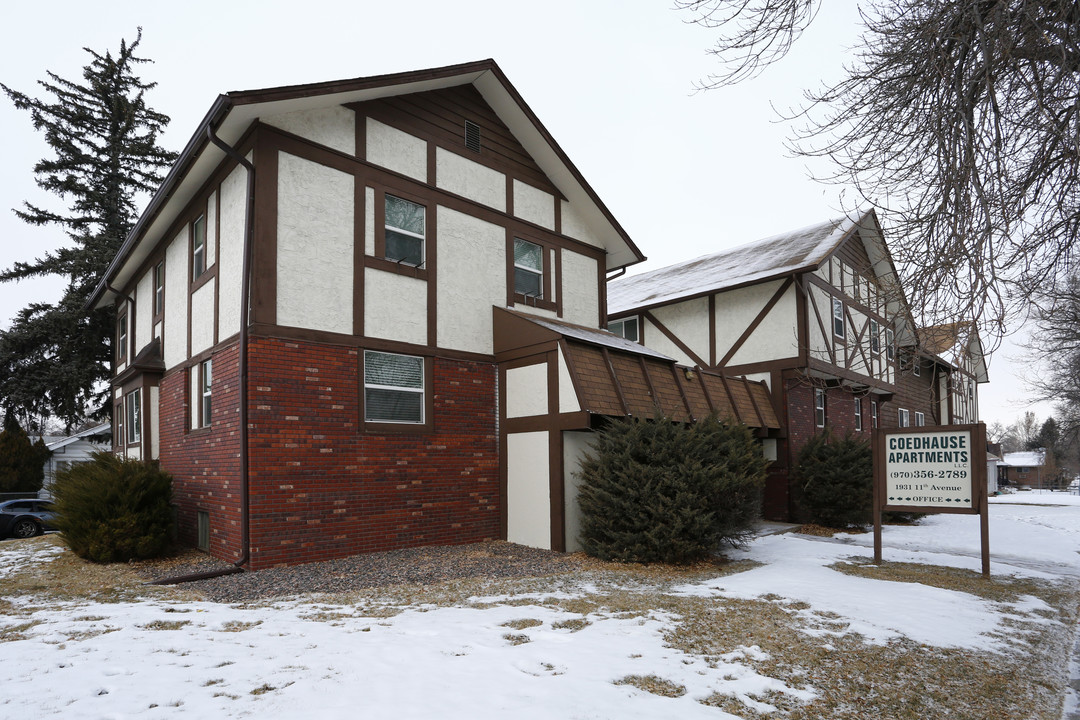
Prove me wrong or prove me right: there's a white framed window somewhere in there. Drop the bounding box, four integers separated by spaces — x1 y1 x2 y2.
117 313 128 361
832 297 844 339
814 388 826 428
607 318 639 342
871 400 879 428
915 411 925 427
116 401 124 447
153 261 165 316
199 359 212 428
364 350 425 424
886 328 895 361
192 215 206 278
854 397 863 431
913 357 921 376
384 194 425 267
126 389 141 444
514 238 544 298
898 408 910 427
870 319 880 354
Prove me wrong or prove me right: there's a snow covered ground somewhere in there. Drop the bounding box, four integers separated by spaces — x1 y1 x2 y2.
2 492 1078 719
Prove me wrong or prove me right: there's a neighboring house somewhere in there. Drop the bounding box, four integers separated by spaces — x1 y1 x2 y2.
86 60 780 568
607 210 987 521
1000 450 1048 489
916 322 988 426
41 423 110 494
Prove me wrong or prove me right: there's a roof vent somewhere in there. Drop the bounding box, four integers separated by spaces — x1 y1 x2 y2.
464 120 481 153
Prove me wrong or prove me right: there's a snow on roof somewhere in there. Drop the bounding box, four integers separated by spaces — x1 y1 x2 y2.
45 423 111 452
518 312 674 361
1002 450 1046 467
608 212 864 314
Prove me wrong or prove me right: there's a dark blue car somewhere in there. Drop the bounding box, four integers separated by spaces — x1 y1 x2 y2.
0 499 57 539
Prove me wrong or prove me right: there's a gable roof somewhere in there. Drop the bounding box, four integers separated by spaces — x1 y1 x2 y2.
89 59 644 310
45 423 110 452
1002 450 1045 468
918 322 989 382
608 210 886 314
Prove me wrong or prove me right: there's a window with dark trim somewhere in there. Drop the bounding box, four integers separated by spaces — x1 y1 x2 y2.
126 389 141 444
153 261 165 317
832 297 844 339
192 215 206 279
364 350 424 424
898 408 910 427
854 397 863 431
871 400 879 428
514 238 544 299
117 313 128 362
115 402 124 447
384 194 425 267
912 356 921 376
870 319 880 354
886 328 895 362
915 411 925 427
607 317 639 342
199 359 212 428
814 388 826 428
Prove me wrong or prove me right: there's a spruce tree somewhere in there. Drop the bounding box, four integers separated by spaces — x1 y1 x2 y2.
796 433 874 528
0 29 176 429
0 412 50 494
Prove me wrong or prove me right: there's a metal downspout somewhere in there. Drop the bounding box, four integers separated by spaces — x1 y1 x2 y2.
206 126 255 569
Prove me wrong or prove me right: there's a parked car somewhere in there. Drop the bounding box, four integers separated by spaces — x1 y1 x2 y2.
0 499 57 539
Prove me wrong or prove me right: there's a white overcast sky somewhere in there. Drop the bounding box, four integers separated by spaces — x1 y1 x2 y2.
0 0 1053 428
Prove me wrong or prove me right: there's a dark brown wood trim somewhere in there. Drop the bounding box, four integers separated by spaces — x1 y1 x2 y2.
638 356 658 411
795 275 810 366
354 106 366 161
698 368 717 414
191 263 217 293
805 356 895 392
553 196 562 235
642 310 708 368
718 374 743 423
717 277 793 368
554 245 563 319
721 357 809 377
248 322 495 364
672 365 695 421
426 200 438 347
556 339 584 412
601 347 629 416
353 173 366 336
708 294 717 367
805 284 836 366
495 341 561 364
498 362 508 540
252 133 278 326
549 428 565 553
741 375 767 428
213 190 221 345
505 175 514 218
426 138 436 186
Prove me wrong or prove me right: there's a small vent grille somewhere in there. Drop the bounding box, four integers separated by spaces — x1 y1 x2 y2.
197 510 210 552
464 120 481 153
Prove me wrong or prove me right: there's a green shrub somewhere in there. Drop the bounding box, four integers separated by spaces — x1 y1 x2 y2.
51 451 174 563
796 432 873 528
576 414 769 564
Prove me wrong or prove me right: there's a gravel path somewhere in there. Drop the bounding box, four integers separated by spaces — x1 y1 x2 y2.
136 541 582 603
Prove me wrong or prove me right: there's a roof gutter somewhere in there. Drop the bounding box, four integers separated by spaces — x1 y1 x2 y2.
205 124 255 570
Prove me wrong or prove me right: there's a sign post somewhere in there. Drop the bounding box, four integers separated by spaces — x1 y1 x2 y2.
873 423 989 576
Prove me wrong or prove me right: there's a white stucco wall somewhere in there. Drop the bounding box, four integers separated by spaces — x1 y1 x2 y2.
134 269 153 355
558 348 580 413
435 206 506 354
640 316 695 367
190 279 216 356
562 430 592 553
559 200 603 249
276 152 354 335
366 118 426 182
364 187 375 256
724 283 800 367
512 180 554 230
436 148 506 212
163 229 189 369
650 297 710 365
217 163 247 339
264 106 355 156
806 285 830 363
507 431 550 550
507 362 548 418
559 251 599 328
364 270 427 346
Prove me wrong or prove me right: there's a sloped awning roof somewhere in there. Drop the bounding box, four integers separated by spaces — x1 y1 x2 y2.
494 308 780 432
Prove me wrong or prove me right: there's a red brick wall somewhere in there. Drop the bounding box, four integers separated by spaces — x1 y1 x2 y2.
159 342 244 561
243 337 500 569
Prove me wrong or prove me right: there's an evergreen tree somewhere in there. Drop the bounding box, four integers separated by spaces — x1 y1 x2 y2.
796 432 874 528
0 29 176 429
0 412 50 494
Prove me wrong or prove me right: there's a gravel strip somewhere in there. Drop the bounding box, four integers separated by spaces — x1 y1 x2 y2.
135 541 583 603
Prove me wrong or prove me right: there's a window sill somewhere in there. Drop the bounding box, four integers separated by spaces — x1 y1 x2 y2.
513 293 556 312
365 256 429 281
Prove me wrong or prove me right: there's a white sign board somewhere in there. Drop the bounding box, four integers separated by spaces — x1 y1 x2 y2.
883 429 974 509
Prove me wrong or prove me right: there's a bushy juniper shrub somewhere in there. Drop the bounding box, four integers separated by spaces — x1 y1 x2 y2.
576 414 769 564
796 432 874 528
51 451 174 563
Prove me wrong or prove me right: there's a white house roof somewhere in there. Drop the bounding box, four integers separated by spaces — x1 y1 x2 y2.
45 423 111 452
89 60 644 310
1001 450 1045 467
608 211 870 314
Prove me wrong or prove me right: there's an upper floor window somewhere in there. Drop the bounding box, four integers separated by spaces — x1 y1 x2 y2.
915 411 925 427
871 400 879 428
126 389 141 444
898 408 910 427
870 319 880 354
854 397 863 431
117 313 128 362
912 357 921 376
199 359 212 428
385 194 425 267
192 215 207 279
364 350 424 424
832 297 844 339
607 318 639 342
153 261 165 316
814 388 826 428
886 328 895 361
514 238 544 299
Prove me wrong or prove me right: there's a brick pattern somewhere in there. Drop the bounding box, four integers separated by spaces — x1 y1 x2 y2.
242 337 499 569
159 343 243 561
